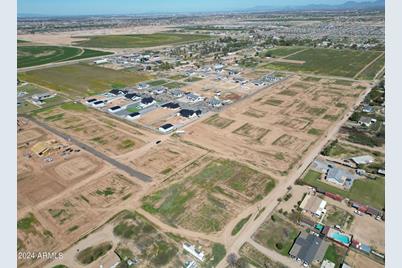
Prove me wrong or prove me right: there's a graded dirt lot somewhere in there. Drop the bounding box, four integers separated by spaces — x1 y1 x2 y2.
34 105 158 157
349 212 385 252
128 138 208 180
17 120 104 209
345 251 384 268
17 25 174 46
138 107 177 127
18 171 142 268
181 76 367 178
180 75 257 99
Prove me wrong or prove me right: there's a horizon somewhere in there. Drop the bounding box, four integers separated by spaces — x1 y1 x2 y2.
18 0 381 17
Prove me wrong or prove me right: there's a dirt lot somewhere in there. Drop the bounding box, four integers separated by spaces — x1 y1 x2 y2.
181 75 260 99
128 138 208 180
349 212 385 252
181 75 367 178
18 25 172 47
142 156 276 234
138 107 177 127
34 106 158 156
17 120 104 209
345 251 384 268
45 210 218 268
18 171 141 268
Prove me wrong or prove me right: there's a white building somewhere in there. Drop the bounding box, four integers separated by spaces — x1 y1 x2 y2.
159 123 174 133
186 93 203 103
94 58 108 64
351 155 375 165
126 112 141 120
108 106 123 113
92 100 106 107
183 243 205 262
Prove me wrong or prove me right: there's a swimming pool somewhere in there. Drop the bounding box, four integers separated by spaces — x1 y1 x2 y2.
330 231 350 244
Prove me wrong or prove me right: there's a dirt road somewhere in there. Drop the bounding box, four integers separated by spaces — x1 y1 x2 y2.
215 85 372 267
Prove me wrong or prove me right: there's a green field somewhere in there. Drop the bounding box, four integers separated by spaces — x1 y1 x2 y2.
253 214 299 256
356 54 385 80
231 214 252 235
164 81 186 89
263 46 305 57
76 242 112 264
73 33 212 48
112 211 179 266
17 45 113 68
142 159 275 233
18 63 151 97
262 48 383 78
302 170 385 209
323 243 348 268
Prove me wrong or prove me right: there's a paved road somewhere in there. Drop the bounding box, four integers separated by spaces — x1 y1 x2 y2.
24 115 152 182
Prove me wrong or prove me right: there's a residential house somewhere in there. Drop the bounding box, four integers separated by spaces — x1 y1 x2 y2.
126 112 141 120
289 232 329 266
159 123 174 133
125 93 141 101
140 97 156 108
358 116 372 127
183 243 205 262
186 93 204 103
179 109 200 118
108 106 123 113
162 102 180 109
299 194 327 217
350 155 374 165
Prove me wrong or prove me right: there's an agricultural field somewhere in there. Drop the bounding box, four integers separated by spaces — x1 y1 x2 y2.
302 170 385 209
356 54 385 80
18 63 151 98
252 213 300 256
182 76 367 177
142 157 275 233
263 46 305 57
17 45 113 68
262 48 383 79
73 33 213 48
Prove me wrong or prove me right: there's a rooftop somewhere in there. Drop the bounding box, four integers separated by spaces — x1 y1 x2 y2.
289 232 329 265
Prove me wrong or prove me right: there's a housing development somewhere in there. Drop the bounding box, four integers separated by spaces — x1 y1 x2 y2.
17 2 385 268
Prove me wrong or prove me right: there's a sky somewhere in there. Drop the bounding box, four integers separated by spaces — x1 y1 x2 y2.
18 0 374 16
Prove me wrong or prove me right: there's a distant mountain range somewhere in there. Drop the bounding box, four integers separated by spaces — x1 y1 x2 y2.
18 0 385 18
243 0 385 12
